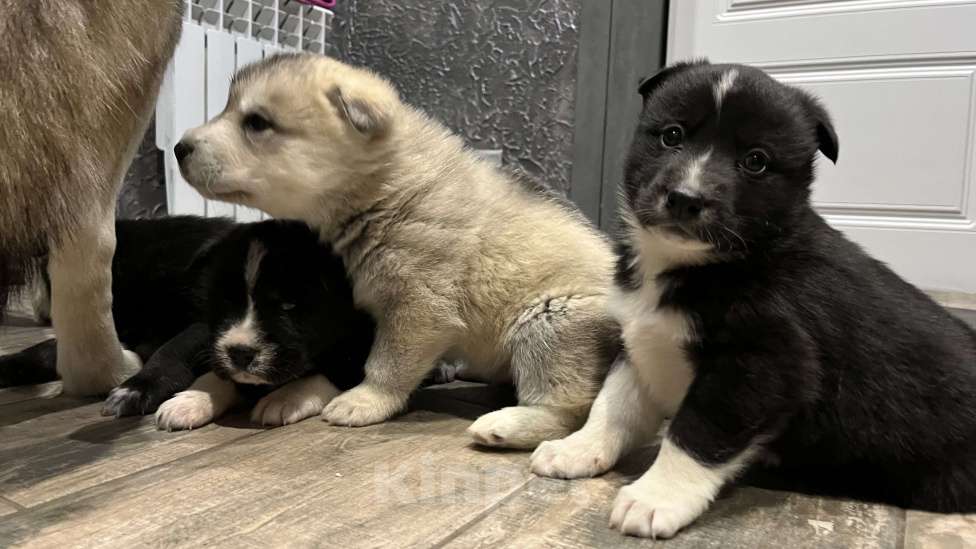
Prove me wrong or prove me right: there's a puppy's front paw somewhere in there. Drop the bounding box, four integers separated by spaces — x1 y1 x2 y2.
102 386 159 417
609 482 706 539
468 409 522 447
467 406 574 449
252 376 339 427
321 385 403 427
155 391 216 431
531 436 615 479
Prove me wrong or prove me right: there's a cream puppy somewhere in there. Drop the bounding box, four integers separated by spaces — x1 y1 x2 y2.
174 54 619 449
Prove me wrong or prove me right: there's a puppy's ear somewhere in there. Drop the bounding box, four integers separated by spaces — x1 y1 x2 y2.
326 87 390 138
801 94 839 164
637 58 709 100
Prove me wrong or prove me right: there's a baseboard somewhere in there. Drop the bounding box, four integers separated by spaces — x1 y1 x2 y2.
927 290 976 311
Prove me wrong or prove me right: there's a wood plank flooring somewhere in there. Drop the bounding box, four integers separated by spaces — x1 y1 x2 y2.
2 308 975 548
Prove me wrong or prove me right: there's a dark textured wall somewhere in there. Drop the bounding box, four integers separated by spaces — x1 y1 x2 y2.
118 0 582 216
332 0 581 193
117 120 168 219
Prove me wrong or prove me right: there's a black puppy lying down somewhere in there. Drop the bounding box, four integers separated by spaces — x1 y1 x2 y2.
532 60 976 538
0 217 375 429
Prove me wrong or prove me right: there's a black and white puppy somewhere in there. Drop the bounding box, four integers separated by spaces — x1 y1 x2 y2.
531 60 976 538
143 219 376 430
0 217 374 429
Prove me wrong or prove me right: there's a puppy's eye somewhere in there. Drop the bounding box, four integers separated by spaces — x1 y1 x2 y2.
242 113 273 133
280 302 296 311
661 125 683 148
742 150 769 174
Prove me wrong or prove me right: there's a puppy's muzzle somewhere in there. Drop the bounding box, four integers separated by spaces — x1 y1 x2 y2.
665 190 704 222
226 345 257 370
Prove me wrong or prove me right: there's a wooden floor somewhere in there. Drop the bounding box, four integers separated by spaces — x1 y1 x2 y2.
2 308 976 548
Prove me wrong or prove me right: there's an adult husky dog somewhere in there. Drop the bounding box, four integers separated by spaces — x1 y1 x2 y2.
174 53 620 449
0 1 184 395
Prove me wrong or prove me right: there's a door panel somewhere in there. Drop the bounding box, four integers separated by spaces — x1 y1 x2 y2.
668 0 976 292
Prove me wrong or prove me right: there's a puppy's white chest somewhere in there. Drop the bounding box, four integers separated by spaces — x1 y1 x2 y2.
610 286 696 416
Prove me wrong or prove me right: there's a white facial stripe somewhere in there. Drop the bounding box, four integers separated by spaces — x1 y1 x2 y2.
215 306 274 382
216 242 274 381
245 241 267 294
680 149 712 194
713 69 738 112
217 304 260 350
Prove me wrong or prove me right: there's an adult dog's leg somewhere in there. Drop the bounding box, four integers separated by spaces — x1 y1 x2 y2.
48 37 171 396
49 200 141 396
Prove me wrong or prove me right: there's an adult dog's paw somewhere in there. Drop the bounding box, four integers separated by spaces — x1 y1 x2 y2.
155 391 216 431
609 482 707 539
59 348 143 397
321 385 403 427
531 436 615 479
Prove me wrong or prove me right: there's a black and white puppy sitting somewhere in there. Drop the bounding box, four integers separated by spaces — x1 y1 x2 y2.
531 60 976 538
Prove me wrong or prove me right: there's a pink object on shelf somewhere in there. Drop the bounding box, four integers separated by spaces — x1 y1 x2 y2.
297 0 336 9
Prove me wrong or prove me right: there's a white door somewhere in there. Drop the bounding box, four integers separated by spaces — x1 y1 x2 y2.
668 1 976 293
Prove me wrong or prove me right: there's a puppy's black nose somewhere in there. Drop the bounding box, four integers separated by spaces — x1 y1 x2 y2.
666 190 704 221
226 346 257 370
174 140 194 164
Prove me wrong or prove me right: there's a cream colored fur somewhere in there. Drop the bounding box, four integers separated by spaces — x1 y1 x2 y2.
0 0 184 395
178 54 619 448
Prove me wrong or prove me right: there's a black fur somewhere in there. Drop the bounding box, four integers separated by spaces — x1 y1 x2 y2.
621 60 976 511
0 217 375 418
192 219 374 390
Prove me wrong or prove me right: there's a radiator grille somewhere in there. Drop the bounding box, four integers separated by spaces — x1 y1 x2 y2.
156 0 334 220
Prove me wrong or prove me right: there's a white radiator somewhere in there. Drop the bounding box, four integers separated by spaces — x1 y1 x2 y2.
155 0 334 220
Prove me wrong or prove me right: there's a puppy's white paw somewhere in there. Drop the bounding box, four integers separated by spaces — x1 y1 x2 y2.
321 384 403 427
155 391 216 431
467 406 572 449
531 435 615 479
609 482 707 539
252 376 339 427
467 408 523 448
